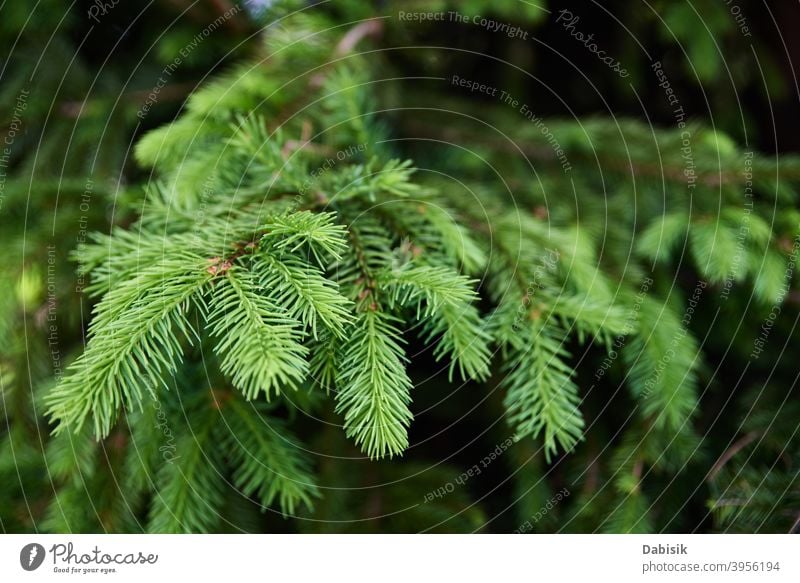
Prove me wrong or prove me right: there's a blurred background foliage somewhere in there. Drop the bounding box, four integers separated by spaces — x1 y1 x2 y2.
1 0 798 533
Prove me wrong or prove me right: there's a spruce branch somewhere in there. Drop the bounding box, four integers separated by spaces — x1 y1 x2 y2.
148 402 226 533
46 253 212 438
334 310 413 459
501 319 585 461
623 296 700 431
379 264 491 381
224 399 319 515
261 210 349 264
207 269 309 400
254 251 353 340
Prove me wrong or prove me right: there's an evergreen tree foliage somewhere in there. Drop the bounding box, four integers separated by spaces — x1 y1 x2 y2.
2 0 798 534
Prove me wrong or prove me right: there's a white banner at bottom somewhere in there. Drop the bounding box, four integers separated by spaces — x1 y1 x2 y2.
0 534 797 582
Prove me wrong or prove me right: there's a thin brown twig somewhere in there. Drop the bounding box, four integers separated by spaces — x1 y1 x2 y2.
707 430 761 481
276 19 385 128
400 119 800 186
334 19 384 57
790 512 800 534
60 82 201 119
